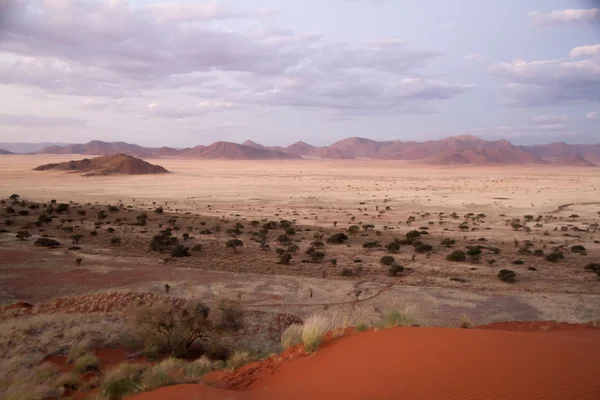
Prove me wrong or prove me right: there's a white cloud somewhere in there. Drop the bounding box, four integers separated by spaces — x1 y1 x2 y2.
530 115 571 124
0 113 87 128
535 124 566 131
489 55 600 106
570 44 600 58
529 8 600 26
587 111 600 120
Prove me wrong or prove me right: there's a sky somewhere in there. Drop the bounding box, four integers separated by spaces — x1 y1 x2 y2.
0 0 599 147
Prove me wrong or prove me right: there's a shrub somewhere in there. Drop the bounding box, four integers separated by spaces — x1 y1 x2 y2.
533 249 544 257
466 246 482 256
570 245 586 253
441 238 456 247
16 230 31 241
355 323 369 333
226 351 254 371
340 268 354 276
183 356 216 380
100 363 149 399
38 214 51 223
362 241 380 249
97 210 108 220
512 259 525 265
277 234 291 245
584 263 600 272
380 255 395 266
386 241 400 253
34 237 60 247
545 251 564 263
447 250 466 262
301 314 331 353
73 353 100 373
226 239 243 254
383 310 412 328
150 229 179 253
281 324 303 349
278 252 292 265
140 358 186 391
107 227 115 233
17 210 29 216
348 225 360 235
498 269 517 283
171 244 190 258
154 207 164 214
110 237 122 246
388 263 404 276
326 232 348 244
406 230 421 239
414 243 433 253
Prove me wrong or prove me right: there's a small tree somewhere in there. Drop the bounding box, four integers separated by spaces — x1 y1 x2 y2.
278 252 292 265
447 250 466 262
380 255 395 266
498 269 516 283
327 232 348 244
226 239 243 254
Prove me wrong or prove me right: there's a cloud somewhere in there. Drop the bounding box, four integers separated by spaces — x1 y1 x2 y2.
0 113 87 128
534 124 566 131
489 51 600 106
529 8 600 26
587 111 600 120
570 44 600 58
530 115 571 124
146 100 240 119
0 0 470 117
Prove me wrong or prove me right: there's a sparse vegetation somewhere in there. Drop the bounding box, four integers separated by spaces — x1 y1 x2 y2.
498 269 517 283
447 250 466 262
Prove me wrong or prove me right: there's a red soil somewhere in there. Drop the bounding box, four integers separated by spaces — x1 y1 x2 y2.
127 323 600 400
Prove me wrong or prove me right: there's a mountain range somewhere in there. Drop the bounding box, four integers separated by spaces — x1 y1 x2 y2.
5 136 600 166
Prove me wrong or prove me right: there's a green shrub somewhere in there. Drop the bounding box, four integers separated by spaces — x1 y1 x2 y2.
545 251 564 263
447 250 466 262
388 263 404 276
441 238 456 247
100 363 148 399
498 269 517 283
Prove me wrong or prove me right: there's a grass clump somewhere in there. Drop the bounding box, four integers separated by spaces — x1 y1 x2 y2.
382 310 412 328
226 351 255 371
73 353 100 373
301 314 334 353
355 323 369 333
281 323 303 350
139 358 185 392
183 356 216 380
100 363 148 399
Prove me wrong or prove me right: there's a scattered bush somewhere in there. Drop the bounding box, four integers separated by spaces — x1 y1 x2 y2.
388 263 404 276
441 238 456 247
327 232 348 244
414 243 433 253
150 229 179 253
447 250 466 262
376 254 395 266
34 237 60 248
545 251 564 263
498 269 517 283
171 244 190 258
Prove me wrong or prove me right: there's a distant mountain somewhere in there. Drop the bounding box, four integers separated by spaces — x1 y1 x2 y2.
29 137 600 165
0 148 15 155
0 142 66 153
180 142 300 160
33 154 170 176
284 141 317 156
556 154 597 167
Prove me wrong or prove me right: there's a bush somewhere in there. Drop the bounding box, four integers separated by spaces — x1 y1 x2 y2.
100 363 149 399
380 256 395 266
498 269 517 283
512 259 525 265
545 251 564 263
226 239 243 253
414 243 433 253
38 214 51 223
584 263 600 272
73 353 100 373
171 244 190 258
278 252 292 265
150 229 179 253
362 241 380 249
388 263 404 276
34 237 60 247
441 238 456 247
466 246 482 256
386 241 400 253
447 250 466 262
326 232 348 244
570 245 586 253
17 210 29 216
226 351 254 371
533 249 544 257
16 230 31 241
110 237 122 246
340 268 354 276
406 230 421 239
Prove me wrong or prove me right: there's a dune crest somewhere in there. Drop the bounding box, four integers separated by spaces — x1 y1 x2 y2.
33 154 170 176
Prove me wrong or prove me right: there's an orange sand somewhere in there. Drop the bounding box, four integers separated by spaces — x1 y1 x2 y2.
126 324 600 400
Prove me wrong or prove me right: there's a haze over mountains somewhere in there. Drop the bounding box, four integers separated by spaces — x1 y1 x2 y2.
5 136 600 166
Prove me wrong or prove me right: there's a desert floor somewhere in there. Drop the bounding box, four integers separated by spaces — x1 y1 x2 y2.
1 155 599 326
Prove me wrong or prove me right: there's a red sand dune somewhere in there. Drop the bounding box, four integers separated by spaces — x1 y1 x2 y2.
127 323 600 400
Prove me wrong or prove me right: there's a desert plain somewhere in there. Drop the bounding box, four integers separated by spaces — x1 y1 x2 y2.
1 155 600 399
